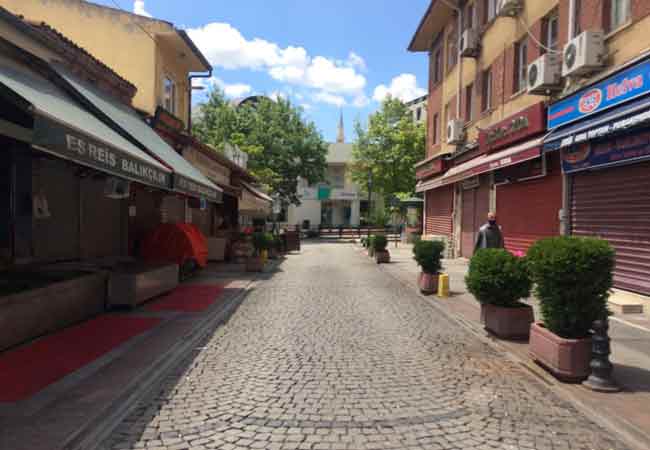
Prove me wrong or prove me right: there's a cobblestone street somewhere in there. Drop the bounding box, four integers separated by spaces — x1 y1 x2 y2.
101 243 629 450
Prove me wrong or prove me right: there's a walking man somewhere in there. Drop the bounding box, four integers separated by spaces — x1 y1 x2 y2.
474 211 504 254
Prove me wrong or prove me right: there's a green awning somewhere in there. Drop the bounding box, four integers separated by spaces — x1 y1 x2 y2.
54 67 222 203
0 55 172 190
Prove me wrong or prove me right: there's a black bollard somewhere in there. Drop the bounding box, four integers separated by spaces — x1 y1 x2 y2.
583 319 621 392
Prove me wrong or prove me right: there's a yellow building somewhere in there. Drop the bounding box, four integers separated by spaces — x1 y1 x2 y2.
409 0 650 300
2 0 211 128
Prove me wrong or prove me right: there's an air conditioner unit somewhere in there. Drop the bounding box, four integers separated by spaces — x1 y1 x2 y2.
460 28 479 58
104 177 131 199
562 30 605 77
527 53 562 95
497 0 522 17
446 119 465 145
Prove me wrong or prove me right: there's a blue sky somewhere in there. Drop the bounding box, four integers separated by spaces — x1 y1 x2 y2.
98 0 430 142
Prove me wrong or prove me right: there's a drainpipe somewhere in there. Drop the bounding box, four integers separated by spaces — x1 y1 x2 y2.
187 68 213 135
568 0 576 40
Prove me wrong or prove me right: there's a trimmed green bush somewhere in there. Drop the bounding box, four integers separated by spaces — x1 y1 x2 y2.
527 236 615 339
372 235 388 252
251 232 272 255
465 249 531 307
413 240 445 274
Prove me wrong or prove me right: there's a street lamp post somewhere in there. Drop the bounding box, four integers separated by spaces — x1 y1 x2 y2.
367 170 373 237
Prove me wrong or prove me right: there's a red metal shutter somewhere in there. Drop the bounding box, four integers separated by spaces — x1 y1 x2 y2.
497 170 562 255
425 185 453 236
572 161 650 296
460 178 490 258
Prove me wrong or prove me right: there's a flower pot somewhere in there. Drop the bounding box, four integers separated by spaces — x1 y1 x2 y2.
481 303 534 340
418 272 439 295
529 322 592 381
246 256 265 272
375 250 390 264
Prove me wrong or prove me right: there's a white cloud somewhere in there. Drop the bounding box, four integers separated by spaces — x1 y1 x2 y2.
352 94 370 108
187 22 367 101
193 76 252 99
133 0 152 18
373 74 427 103
313 91 346 107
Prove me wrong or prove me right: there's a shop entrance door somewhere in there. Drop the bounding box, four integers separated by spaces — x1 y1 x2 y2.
460 177 490 258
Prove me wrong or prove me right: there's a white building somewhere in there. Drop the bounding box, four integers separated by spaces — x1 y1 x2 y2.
287 115 363 228
406 94 427 124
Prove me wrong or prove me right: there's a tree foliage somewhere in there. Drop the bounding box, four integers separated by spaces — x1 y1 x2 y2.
349 96 425 202
193 89 328 205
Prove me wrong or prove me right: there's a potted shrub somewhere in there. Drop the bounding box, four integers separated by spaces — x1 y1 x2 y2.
373 235 390 264
413 240 445 295
526 236 614 381
367 236 376 257
247 232 271 272
269 235 282 259
465 249 533 339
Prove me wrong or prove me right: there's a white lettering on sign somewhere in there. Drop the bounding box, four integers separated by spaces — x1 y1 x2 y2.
560 136 574 148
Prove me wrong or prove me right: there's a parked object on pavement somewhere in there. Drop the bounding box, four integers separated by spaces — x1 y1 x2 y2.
140 223 208 280
413 240 445 295
466 249 533 339
527 236 615 381
372 235 390 264
367 236 376 258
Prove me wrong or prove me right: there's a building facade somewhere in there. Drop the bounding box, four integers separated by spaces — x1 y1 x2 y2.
406 94 428 124
288 117 363 228
410 0 650 298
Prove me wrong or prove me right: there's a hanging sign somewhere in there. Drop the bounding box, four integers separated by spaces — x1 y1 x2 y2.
561 130 650 173
548 58 650 129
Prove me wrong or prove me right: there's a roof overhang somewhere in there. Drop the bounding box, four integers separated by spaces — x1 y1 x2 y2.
158 30 211 73
408 1 455 52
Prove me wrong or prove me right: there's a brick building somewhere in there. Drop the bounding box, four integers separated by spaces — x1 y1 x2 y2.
409 0 650 300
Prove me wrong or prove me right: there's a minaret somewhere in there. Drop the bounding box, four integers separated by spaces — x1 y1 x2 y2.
336 110 345 143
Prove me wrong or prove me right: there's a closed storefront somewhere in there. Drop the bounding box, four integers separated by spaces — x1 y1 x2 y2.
460 176 490 258
190 203 212 237
425 185 453 236
80 176 126 259
162 195 186 224
571 161 650 296
496 153 562 255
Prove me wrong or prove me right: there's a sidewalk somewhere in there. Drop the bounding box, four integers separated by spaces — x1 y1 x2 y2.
370 241 650 450
0 258 285 450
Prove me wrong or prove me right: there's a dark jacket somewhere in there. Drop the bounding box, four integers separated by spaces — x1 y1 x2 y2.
474 223 504 254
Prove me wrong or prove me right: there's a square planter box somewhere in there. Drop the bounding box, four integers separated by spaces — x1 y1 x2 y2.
481 303 534 340
375 250 390 264
418 272 439 295
529 322 592 381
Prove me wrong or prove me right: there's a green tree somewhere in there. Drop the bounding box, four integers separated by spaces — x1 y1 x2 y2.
193 89 328 205
350 97 425 203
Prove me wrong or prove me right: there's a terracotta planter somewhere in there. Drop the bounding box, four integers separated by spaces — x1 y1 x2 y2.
246 256 265 272
481 303 534 340
529 322 592 381
418 272 439 295
375 250 390 264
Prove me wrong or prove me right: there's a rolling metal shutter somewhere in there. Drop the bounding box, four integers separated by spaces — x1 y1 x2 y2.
460 178 490 258
425 185 453 236
572 161 650 296
497 164 562 255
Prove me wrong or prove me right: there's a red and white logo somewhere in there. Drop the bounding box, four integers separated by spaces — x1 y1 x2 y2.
579 89 603 114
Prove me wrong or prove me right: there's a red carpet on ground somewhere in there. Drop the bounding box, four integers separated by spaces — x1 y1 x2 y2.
145 284 224 313
0 315 161 402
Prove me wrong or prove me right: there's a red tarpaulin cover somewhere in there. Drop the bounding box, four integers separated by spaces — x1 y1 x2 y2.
140 223 208 268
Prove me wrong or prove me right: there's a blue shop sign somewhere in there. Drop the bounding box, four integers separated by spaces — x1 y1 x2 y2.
561 130 650 173
548 58 650 129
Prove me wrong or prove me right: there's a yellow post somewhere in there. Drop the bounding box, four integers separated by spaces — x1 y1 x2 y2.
438 273 449 298
261 249 269 264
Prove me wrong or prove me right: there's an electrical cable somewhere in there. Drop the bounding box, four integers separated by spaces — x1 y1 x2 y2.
518 15 562 55
108 0 159 45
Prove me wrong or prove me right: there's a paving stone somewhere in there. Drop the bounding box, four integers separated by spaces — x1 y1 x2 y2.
98 244 630 450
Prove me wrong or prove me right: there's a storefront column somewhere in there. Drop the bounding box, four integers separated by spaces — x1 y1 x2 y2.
351 199 360 226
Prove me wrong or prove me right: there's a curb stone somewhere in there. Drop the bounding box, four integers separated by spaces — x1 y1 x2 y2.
373 251 648 450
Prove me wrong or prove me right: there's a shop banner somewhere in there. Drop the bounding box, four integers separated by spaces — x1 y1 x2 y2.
548 58 650 129
33 116 171 189
561 130 650 173
174 173 222 202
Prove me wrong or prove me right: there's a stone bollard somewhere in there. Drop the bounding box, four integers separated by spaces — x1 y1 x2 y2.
583 319 621 392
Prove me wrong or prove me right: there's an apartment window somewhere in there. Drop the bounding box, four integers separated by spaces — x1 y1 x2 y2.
483 0 497 24
514 39 528 93
416 107 422 122
543 13 559 51
610 0 631 31
432 113 439 144
465 83 474 121
163 76 176 114
432 48 442 84
481 68 492 112
447 27 458 69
